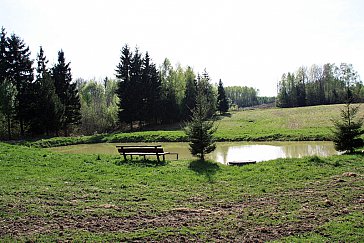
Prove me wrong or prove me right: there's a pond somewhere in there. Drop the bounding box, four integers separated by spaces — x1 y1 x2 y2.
48 141 340 164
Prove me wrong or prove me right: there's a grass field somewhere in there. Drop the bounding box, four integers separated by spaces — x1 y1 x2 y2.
1 142 363 241
24 104 359 148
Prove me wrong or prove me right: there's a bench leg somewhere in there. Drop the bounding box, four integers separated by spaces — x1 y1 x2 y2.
123 152 127 161
157 155 160 163
163 154 165 162
143 155 146 160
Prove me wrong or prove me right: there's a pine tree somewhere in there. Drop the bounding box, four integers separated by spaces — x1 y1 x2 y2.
184 84 217 161
52 50 81 136
217 79 229 114
332 102 364 153
182 67 197 121
32 47 63 135
142 52 161 125
6 34 34 137
0 27 8 84
197 71 216 118
116 44 135 130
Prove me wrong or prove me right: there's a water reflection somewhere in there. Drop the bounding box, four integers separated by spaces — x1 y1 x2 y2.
213 145 285 164
211 142 339 164
49 141 339 164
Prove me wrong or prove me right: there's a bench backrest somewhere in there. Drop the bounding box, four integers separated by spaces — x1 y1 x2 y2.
117 146 164 154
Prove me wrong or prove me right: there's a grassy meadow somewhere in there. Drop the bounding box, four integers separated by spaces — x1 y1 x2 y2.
1 104 364 241
0 142 363 241
25 104 357 148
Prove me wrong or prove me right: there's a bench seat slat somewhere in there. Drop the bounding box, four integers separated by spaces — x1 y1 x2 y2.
116 145 178 161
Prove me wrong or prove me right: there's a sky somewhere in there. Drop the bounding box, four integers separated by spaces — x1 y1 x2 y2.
1 0 364 96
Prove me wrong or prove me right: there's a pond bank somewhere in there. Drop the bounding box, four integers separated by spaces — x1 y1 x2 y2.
21 130 332 149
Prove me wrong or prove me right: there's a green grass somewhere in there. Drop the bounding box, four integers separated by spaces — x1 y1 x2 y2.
215 104 347 141
1 142 363 241
22 104 362 148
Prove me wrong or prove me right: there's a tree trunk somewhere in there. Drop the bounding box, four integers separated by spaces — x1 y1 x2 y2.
6 115 11 140
20 119 24 138
64 124 69 137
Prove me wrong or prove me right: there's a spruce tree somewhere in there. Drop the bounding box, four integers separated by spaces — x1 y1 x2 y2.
116 44 135 130
142 52 161 125
130 48 144 126
182 67 197 121
32 47 63 135
6 34 34 137
184 84 217 161
332 102 364 153
0 27 8 84
52 50 81 136
197 71 216 118
217 79 229 114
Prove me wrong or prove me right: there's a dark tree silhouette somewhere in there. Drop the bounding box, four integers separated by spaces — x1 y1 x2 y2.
6 33 34 137
31 47 63 135
52 50 81 136
217 79 229 114
182 67 197 121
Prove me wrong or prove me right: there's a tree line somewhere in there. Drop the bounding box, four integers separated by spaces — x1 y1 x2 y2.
225 86 275 109
115 44 226 130
276 63 363 108
0 27 276 139
0 27 80 139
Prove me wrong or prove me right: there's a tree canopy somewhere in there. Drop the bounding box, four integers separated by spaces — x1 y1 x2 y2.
277 63 363 108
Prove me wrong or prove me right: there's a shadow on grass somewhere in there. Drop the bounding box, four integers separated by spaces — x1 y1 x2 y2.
189 159 220 183
115 158 167 167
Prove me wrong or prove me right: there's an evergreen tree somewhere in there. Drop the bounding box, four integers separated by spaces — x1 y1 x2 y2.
0 27 8 84
32 47 63 135
129 48 144 125
217 79 229 114
6 34 34 137
142 52 162 124
52 50 81 136
182 67 197 121
184 84 217 161
116 46 162 129
197 71 216 118
332 102 364 153
116 45 135 130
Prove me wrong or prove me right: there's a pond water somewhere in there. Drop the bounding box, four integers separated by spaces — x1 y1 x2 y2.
48 141 339 164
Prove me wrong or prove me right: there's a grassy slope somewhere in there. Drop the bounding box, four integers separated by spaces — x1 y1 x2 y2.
0 142 363 241
215 104 346 141
24 104 363 148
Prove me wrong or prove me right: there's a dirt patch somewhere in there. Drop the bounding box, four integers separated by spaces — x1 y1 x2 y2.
1 175 363 242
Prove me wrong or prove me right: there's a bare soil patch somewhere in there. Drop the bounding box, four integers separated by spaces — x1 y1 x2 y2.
1 174 363 242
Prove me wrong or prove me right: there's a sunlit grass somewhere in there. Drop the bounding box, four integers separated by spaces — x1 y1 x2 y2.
22 104 362 148
1 142 363 241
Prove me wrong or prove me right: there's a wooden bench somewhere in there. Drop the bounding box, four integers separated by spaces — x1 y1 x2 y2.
116 145 178 162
